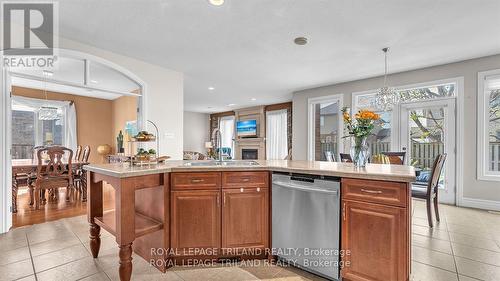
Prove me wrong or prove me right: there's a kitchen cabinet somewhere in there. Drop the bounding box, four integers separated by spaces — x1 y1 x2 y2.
222 187 269 253
171 190 221 254
341 178 410 281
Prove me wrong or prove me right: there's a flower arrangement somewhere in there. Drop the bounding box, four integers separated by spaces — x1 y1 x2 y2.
342 108 380 138
341 107 380 167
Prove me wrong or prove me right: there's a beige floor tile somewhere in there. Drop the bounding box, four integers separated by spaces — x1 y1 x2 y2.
173 267 226 281
412 246 456 272
36 256 102 281
411 261 458 281
452 243 500 266
104 260 183 281
33 243 91 272
0 259 34 281
448 232 500 252
239 260 288 279
15 275 36 281
210 267 259 281
29 235 81 257
82 235 117 255
78 272 111 281
0 234 28 252
413 225 450 241
446 223 491 239
458 275 482 281
412 234 453 254
455 256 500 281
0 246 30 266
413 217 448 230
275 266 329 281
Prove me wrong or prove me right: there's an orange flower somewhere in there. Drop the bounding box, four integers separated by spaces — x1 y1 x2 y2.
356 110 380 120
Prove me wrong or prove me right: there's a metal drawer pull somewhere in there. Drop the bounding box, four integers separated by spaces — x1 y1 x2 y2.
191 179 204 183
360 188 383 194
241 178 250 182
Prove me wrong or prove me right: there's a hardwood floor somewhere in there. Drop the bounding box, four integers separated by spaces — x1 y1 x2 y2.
13 184 114 228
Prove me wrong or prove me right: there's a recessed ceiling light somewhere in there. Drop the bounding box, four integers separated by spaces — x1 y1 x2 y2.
294 37 308 45
208 87 215 90
208 0 224 6
251 98 257 101
42 70 53 76
227 103 236 106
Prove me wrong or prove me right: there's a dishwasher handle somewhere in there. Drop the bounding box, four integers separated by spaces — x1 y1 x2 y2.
272 180 339 195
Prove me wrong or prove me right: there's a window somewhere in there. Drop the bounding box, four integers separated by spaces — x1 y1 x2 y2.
353 93 393 155
219 116 235 159
478 70 500 181
11 96 77 160
266 109 288 160
308 95 343 161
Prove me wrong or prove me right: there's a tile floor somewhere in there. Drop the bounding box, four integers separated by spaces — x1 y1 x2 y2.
1 200 500 281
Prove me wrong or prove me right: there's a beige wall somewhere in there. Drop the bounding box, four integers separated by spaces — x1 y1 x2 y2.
12 86 113 164
183 111 209 153
293 54 500 207
111 96 138 155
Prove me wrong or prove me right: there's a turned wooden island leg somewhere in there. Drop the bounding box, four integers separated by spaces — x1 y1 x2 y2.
87 171 103 258
115 180 136 281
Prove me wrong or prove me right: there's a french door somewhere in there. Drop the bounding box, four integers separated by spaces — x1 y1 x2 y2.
399 99 456 204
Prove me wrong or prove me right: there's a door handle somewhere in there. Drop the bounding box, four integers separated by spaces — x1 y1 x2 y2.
360 188 383 194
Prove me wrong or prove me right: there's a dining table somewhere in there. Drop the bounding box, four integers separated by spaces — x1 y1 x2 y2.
11 159 90 213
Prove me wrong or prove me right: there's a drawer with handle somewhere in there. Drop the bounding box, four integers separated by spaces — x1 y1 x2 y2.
171 172 221 190
341 178 408 207
222 171 269 188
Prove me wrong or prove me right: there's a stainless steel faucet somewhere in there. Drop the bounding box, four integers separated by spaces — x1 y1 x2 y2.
211 128 223 162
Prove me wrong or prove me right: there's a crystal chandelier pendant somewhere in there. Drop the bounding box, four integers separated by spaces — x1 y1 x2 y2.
39 106 59 120
375 47 398 111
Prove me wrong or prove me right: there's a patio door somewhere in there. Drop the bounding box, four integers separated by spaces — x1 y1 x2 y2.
399 98 456 204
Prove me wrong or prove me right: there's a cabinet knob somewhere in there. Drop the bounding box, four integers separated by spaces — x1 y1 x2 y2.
240 188 244 192
257 187 261 192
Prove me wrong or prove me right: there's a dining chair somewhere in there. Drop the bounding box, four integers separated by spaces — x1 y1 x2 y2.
382 152 406 165
34 146 74 210
74 145 82 161
325 151 335 162
411 153 447 228
339 153 353 163
74 145 90 194
371 154 390 164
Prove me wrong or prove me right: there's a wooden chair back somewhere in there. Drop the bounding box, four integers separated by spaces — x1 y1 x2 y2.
74 145 82 161
324 151 335 162
339 153 353 163
371 154 390 164
426 154 447 196
81 145 91 163
381 152 406 165
36 146 73 180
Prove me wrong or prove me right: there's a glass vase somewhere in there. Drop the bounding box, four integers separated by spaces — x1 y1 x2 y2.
350 136 370 168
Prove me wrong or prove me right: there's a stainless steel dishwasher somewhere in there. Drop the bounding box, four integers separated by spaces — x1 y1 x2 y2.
272 172 341 280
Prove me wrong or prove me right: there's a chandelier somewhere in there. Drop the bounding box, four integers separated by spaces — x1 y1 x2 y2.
38 70 60 121
375 48 398 111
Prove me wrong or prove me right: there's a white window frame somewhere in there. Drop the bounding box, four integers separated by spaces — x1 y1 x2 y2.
477 70 500 181
307 94 344 161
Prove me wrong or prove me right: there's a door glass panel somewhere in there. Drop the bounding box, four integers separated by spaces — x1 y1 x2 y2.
407 106 446 188
313 101 339 161
488 89 500 172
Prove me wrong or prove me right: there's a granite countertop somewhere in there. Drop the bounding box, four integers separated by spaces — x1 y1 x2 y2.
84 160 416 182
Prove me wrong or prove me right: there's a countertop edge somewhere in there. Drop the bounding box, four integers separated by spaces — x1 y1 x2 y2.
84 165 416 183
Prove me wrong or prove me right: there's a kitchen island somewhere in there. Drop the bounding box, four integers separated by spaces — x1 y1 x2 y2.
84 160 415 281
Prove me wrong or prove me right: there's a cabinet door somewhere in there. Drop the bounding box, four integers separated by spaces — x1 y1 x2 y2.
171 190 221 255
341 200 408 281
222 188 269 252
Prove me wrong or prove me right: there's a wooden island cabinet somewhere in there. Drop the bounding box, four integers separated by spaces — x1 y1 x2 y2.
85 161 415 281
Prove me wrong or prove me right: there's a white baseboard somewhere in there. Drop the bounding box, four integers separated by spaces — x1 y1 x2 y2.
460 197 500 212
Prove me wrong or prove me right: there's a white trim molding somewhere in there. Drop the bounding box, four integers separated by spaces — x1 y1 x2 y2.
461 197 500 212
307 94 344 161
477 69 500 182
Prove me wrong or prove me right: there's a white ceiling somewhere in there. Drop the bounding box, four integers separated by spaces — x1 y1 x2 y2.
57 0 500 112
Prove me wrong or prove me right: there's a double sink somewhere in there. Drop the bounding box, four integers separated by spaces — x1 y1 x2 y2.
183 160 260 167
